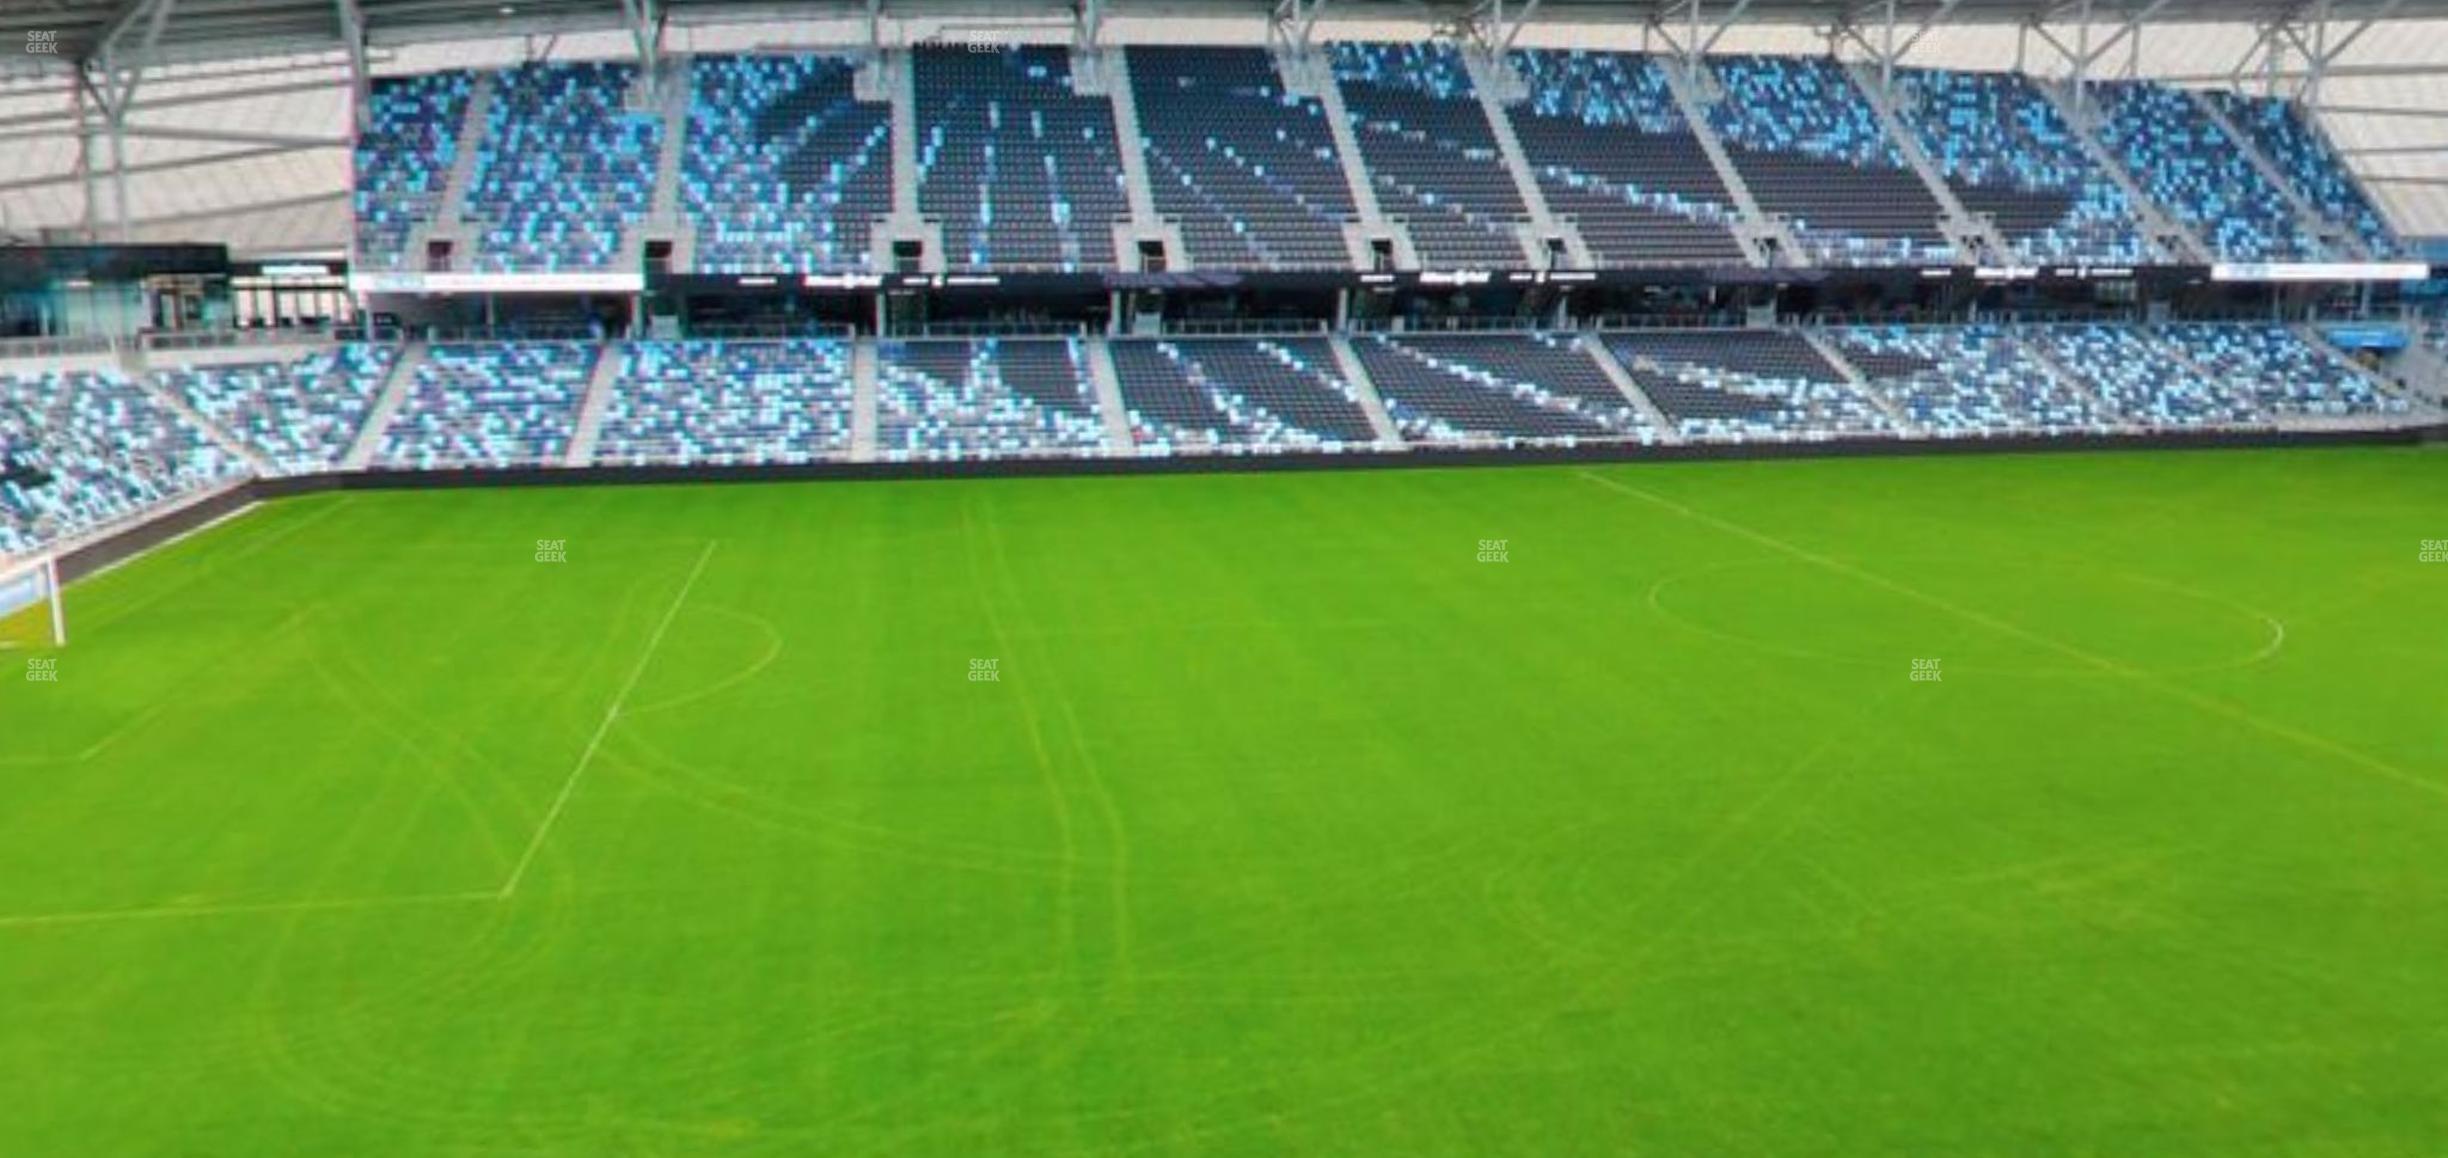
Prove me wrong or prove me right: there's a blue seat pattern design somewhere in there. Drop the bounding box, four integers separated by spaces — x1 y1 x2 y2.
462 61 662 272
683 55 893 274
1128 47 1358 270
1109 337 1379 451
875 338 1110 459
156 345 400 474
915 47 1132 273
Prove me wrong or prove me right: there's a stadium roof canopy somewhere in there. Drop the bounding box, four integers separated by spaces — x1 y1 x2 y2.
8 0 2448 72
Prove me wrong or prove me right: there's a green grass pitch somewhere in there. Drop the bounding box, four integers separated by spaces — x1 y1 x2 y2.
3 447 2446 1154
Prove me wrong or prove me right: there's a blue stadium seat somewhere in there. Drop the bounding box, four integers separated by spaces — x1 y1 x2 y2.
1353 333 1651 444
0 368 245 555
1508 50 1747 268
1331 42 1531 268
353 72 473 271
2205 91 2397 258
875 338 1111 459
1889 68 2148 264
463 61 662 272
2091 80 2321 262
683 55 893 274
1109 337 1379 452
1835 325 2118 434
597 340 857 464
1703 55 1954 266
375 342 598 468
1605 330 1895 441
1128 47 1359 271
915 47 1132 273
156 345 400 474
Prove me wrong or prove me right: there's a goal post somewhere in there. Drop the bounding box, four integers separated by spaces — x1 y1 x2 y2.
0 556 65 650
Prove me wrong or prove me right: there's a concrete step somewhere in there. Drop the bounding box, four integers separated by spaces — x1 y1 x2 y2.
1580 333 1681 442
1799 328 1921 436
1845 61 2008 262
850 339 880 461
2034 79 2209 265
438 73 494 229
1460 50 1589 269
564 342 624 466
1656 58 1788 269
1329 334 1406 448
1101 48 1163 236
1084 337 1137 455
2190 90 2367 261
1302 51 1410 270
345 341 425 469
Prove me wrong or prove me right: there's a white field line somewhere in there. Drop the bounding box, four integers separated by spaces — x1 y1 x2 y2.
0 540 722 931
1575 469 2448 806
496 539 720 898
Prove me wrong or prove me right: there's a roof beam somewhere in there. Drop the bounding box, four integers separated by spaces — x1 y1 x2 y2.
0 142 328 195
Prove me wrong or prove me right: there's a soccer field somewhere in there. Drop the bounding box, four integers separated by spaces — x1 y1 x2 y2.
3 447 2445 1154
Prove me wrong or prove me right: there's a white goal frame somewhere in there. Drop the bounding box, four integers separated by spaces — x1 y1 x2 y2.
0 555 66 649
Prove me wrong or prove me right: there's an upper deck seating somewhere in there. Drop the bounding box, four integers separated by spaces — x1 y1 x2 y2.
462 61 661 272
683 55 892 274
1331 42 1532 268
1889 67 2148 264
915 47 1132 273
2205 91 2396 258
1507 50 1747 268
1703 55 1953 266
2091 80 2321 262
1128 47 1359 270
354 72 474 271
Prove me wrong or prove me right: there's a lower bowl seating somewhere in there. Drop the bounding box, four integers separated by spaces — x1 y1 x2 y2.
1835 326 2119 435
375 342 598 469
1604 330 1895 442
1354 333 1652 445
156 345 399 475
1110 337 1380 452
598 340 857 465
0 368 245 556
875 339 1111 460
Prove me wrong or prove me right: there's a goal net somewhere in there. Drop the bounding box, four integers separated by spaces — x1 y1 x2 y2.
0 556 65 650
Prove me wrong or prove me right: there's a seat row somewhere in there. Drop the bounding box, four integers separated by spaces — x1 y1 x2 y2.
3 327 2425 557
350 51 2397 273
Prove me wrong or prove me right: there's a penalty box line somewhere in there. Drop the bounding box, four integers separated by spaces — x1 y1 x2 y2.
496 539 721 899
0 540 723 932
